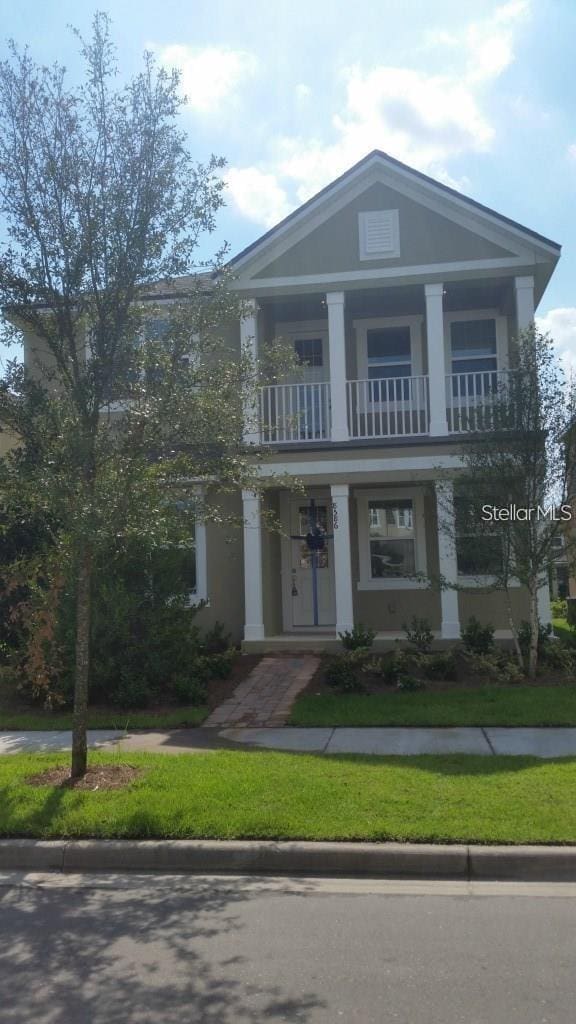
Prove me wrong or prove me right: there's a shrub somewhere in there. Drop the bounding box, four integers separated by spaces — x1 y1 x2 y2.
416 652 457 681
403 617 433 654
109 670 154 709
172 673 208 706
200 649 236 679
460 616 495 655
201 621 232 655
324 651 366 692
461 649 524 684
517 621 554 662
339 623 376 650
551 598 567 620
541 642 576 673
396 674 426 692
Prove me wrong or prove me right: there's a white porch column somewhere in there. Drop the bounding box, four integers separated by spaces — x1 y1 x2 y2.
326 292 349 442
425 283 449 436
241 299 260 445
330 484 354 635
435 480 460 640
514 275 535 332
242 489 265 641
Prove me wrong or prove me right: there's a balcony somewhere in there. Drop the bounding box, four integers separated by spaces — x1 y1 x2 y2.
446 369 514 433
347 375 429 439
258 369 513 444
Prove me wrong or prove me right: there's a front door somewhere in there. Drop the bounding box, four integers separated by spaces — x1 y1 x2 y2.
286 497 336 628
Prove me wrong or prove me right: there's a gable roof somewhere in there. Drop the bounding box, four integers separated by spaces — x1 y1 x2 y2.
228 150 561 271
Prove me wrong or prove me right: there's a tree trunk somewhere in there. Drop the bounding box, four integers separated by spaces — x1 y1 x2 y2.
528 582 539 679
504 586 523 671
71 543 92 779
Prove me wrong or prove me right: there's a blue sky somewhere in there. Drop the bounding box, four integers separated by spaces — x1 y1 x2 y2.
1 0 575 365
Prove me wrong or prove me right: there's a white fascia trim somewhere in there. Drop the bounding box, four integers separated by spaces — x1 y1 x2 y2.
235 257 530 293
257 454 464 478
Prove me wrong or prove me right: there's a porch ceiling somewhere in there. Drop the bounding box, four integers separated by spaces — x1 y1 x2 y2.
259 278 514 322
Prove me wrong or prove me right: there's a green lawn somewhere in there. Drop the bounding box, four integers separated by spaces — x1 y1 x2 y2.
553 618 575 643
289 685 576 727
2 750 576 844
0 706 208 730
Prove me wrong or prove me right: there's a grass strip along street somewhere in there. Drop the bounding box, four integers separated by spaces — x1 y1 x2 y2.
2 749 576 845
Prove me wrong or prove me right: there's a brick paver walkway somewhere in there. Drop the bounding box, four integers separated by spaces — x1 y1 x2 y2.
203 656 319 728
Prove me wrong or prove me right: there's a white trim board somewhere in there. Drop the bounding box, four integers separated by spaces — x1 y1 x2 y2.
257 454 464 478
233 257 532 294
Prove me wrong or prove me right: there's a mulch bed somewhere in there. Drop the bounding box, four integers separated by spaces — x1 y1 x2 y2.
26 764 142 790
299 651 576 698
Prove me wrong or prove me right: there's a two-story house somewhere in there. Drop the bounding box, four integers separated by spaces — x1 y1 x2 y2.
20 149 562 650
216 150 560 651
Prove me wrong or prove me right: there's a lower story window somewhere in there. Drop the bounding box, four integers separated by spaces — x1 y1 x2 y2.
368 499 415 578
151 505 208 605
455 498 504 577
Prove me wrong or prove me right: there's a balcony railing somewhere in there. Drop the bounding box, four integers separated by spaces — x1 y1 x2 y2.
259 370 514 443
259 381 331 443
347 375 430 439
446 369 514 433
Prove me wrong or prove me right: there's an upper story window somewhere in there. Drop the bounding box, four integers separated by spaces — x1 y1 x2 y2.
450 319 497 375
367 326 412 401
358 210 400 260
294 337 323 368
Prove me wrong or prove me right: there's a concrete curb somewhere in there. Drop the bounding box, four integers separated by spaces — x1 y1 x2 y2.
2 839 576 880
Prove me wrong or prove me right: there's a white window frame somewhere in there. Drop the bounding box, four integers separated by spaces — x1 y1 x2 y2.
356 488 428 590
353 315 424 413
454 492 520 588
443 310 508 374
160 488 209 607
358 209 400 261
275 320 329 383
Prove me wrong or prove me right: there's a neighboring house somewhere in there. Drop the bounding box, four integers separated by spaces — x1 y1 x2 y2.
22 150 562 649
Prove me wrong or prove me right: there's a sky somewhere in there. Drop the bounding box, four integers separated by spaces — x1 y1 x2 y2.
0 0 575 366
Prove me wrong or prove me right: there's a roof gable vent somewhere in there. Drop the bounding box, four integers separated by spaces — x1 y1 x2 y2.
358 209 400 260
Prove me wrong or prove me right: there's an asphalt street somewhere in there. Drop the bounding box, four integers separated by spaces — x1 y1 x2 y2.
1 872 575 1023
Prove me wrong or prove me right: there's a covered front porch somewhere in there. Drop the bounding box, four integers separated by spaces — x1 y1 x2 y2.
242 469 483 651
240 452 552 651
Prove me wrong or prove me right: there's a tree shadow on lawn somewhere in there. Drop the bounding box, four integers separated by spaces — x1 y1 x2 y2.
0 868 325 1024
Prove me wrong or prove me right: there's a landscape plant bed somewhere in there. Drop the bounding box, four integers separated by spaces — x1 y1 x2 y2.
0 655 261 730
290 685 576 727
3 749 576 844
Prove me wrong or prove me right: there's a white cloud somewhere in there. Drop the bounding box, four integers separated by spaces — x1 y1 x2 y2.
228 1 530 223
568 143 576 163
153 45 257 113
537 308 576 375
295 83 311 102
226 167 291 228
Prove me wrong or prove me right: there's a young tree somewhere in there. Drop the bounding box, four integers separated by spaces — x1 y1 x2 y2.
0 13 268 777
450 326 576 676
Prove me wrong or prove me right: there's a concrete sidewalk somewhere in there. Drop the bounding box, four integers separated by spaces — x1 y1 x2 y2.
3 726 576 757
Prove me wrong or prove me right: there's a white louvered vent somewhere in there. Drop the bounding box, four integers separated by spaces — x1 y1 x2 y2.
358 210 400 260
